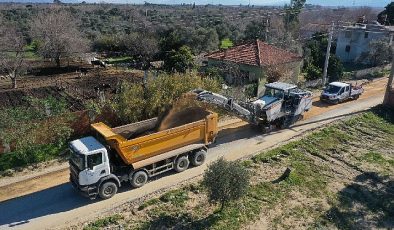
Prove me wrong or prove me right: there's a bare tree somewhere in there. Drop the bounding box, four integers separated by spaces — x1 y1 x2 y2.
0 21 26 88
125 33 158 69
31 9 89 67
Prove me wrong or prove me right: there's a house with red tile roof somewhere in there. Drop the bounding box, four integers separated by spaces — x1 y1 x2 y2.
206 39 303 96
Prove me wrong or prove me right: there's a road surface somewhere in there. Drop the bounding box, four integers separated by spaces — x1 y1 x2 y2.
0 79 386 229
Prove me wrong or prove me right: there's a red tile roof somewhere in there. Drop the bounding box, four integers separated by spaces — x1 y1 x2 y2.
206 40 302 67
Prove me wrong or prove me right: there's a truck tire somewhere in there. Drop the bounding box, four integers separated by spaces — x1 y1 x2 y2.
191 150 207 166
174 156 189 173
131 170 148 188
99 181 118 199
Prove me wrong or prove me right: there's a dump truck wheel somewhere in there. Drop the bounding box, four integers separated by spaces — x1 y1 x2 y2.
131 170 148 188
175 156 189 172
191 150 206 166
99 181 118 199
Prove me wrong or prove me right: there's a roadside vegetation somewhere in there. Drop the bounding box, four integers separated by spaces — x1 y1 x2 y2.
0 72 221 175
80 106 393 230
0 97 75 173
86 71 221 124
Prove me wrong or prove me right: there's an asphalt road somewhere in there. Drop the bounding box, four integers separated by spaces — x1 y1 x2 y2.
0 92 385 230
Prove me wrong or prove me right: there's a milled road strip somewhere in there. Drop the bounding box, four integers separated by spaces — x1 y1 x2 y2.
0 91 384 230
0 77 387 194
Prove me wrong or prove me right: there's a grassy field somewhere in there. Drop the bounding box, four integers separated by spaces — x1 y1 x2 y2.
79 106 394 230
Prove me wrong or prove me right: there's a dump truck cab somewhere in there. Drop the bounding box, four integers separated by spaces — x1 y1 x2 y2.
69 136 117 199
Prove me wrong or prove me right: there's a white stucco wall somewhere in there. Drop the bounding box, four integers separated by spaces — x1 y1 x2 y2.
335 25 391 63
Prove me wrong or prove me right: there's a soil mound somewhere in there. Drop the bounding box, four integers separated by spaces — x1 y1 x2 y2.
158 106 210 131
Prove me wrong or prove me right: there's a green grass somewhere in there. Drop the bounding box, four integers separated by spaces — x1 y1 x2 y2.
220 38 233 49
360 151 394 166
83 214 123 230
106 56 133 64
138 198 160 210
159 188 189 207
0 143 67 173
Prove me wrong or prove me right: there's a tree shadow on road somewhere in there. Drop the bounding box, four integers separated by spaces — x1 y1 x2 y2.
0 181 133 228
319 172 394 229
312 100 333 108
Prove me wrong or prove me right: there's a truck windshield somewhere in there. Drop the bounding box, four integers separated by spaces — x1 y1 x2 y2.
70 149 85 171
325 85 341 94
264 88 284 99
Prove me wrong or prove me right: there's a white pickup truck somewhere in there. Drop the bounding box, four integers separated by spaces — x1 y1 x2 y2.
320 82 364 104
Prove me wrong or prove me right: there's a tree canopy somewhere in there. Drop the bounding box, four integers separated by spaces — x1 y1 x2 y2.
303 32 343 82
0 21 26 88
30 9 89 67
377 2 394 25
163 45 195 73
244 20 268 42
202 158 250 210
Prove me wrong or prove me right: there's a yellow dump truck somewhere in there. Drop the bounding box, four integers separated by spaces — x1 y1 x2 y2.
69 110 218 199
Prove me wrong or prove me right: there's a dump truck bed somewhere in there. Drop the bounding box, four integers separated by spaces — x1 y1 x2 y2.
91 111 218 168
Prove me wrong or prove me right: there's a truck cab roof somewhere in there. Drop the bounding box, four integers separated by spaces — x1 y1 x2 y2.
329 82 349 88
265 82 298 92
69 136 105 155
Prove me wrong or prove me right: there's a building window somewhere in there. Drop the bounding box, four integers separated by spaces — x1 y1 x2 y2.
364 32 369 38
345 31 351 38
345 45 351 53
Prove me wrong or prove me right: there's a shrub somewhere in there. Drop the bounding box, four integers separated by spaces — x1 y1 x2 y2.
244 83 258 98
202 158 250 211
305 64 322 81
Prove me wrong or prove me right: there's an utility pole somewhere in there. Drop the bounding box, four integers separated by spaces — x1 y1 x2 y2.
383 46 394 106
322 22 334 86
265 16 270 42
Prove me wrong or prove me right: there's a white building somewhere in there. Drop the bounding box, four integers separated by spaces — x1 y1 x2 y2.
335 22 394 64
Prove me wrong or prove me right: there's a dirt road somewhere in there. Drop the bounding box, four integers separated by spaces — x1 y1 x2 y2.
0 78 387 230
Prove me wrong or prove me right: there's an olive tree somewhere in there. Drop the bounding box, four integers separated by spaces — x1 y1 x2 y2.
0 21 27 89
202 158 250 211
163 45 195 73
30 9 89 67
359 39 391 67
125 33 159 69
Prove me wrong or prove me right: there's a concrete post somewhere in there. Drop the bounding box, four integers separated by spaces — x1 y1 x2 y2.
322 22 334 86
383 52 394 106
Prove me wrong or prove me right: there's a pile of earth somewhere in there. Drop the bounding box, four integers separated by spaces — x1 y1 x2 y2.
158 106 210 131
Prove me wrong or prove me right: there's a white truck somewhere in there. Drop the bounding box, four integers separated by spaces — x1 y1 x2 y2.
320 82 364 104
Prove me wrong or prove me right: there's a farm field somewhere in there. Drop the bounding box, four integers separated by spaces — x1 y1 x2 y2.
0 64 144 111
